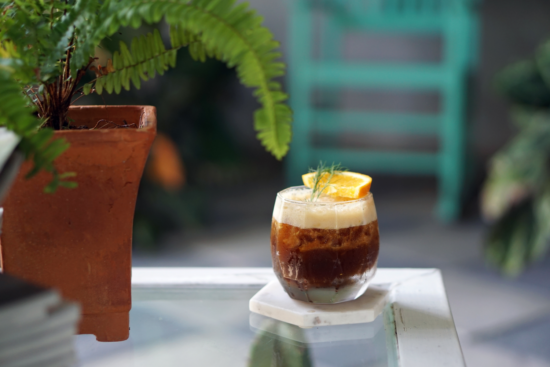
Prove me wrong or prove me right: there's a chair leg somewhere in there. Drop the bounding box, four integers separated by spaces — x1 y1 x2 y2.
312 15 344 150
438 75 466 222
466 0 481 69
318 16 343 109
286 0 313 186
286 92 313 186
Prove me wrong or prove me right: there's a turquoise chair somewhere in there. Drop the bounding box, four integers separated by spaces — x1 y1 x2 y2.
286 0 479 222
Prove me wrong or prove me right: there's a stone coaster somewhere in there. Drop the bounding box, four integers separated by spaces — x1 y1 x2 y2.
249 280 389 328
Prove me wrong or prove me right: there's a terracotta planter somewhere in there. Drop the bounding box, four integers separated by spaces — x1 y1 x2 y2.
0 106 156 342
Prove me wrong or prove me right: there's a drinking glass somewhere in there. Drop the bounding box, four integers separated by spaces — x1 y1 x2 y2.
271 186 380 304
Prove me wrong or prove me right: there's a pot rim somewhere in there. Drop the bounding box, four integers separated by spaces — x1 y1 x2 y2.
54 105 157 136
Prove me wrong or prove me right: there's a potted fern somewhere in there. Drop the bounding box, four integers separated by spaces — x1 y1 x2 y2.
0 0 291 341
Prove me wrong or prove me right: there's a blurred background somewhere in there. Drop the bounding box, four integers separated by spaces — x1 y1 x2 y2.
76 1 550 366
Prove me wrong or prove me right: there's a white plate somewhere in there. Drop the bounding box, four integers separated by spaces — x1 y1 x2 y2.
0 324 76 362
0 302 79 346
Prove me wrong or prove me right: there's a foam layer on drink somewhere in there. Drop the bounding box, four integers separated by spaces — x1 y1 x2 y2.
273 187 377 229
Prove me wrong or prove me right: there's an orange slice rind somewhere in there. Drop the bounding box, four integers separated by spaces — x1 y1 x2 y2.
302 171 372 199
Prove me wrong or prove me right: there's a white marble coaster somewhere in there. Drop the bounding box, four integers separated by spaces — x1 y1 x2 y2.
249 280 389 328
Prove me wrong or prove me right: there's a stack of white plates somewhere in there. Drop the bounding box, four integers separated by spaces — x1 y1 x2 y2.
0 273 80 367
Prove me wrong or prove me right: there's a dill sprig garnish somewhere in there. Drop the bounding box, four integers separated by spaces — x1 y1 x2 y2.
308 162 347 201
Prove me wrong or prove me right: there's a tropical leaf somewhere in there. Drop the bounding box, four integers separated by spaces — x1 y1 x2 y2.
484 35 550 276
495 59 550 108
530 183 550 261
485 200 533 276
481 111 550 221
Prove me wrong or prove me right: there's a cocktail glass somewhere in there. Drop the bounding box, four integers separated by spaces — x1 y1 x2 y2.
271 186 380 304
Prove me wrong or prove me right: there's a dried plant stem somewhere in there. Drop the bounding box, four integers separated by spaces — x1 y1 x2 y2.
38 55 95 130
90 119 137 130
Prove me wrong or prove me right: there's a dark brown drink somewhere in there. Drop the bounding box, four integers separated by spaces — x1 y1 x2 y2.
271 187 380 304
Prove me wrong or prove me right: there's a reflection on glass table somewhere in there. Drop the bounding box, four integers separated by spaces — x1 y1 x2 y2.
75 289 389 367
249 313 389 367
73 268 464 367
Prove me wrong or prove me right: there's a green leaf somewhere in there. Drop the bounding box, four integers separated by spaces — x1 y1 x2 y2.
59 181 78 189
2 0 293 192
0 69 69 191
530 183 550 261
59 171 77 179
485 200 531 277
44 180 59 194
95 77 104 95
83 83 92 95
92 0 292 159
481 111 550 221
495 59 550 108
105 74 114 94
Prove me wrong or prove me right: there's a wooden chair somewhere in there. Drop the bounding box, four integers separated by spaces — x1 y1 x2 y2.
285 0 479 222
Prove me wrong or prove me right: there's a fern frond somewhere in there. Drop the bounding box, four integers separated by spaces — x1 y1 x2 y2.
166 0 292 159
0 70 38 134
2 0 292 176
86 29 177 95
0 69 70 191
43 0 97 79
1 2 50 83
86 0 292 159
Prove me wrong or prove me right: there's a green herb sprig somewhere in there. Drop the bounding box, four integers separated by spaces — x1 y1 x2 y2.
308 162 346 201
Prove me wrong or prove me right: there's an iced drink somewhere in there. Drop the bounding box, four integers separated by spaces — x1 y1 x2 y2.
271 186 379 304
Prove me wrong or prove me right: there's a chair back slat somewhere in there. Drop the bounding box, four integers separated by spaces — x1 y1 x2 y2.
348 0 365 13
314 0 468 16
307 0 472 32
365 0 384 13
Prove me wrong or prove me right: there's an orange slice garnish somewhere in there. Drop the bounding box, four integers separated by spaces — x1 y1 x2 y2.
302 171 372 199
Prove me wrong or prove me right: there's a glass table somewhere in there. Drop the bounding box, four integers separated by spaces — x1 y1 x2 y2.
74 268 465 367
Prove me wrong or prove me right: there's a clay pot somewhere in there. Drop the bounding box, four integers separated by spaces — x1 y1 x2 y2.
0 106 156 342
